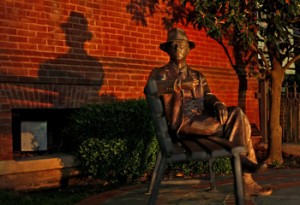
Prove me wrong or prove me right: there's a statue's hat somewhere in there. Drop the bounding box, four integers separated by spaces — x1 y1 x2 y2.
160 28 196 52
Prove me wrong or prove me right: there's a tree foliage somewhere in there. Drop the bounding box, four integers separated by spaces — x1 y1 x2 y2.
127 0 300 72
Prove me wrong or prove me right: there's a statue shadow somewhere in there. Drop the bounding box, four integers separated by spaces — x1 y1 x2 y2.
38 11 105 107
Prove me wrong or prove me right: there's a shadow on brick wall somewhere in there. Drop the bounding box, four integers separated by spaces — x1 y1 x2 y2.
38 11 105 107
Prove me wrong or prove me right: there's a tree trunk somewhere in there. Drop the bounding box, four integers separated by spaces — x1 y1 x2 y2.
268 58 284 164
237 69 247 112
233 48 248 112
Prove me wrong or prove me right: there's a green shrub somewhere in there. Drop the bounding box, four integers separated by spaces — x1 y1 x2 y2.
64 99 158 183
213 157 232 175
78 138 139 182
167 157 231 177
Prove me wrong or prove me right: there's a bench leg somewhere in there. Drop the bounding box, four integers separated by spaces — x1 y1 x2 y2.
146 152 162 194
148 153 167 205
232 153 245 205
209 158 217 192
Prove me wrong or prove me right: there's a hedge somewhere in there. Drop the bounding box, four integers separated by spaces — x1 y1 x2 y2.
63 99 231 184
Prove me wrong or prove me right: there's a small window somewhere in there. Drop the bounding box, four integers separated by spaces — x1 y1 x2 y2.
21 121 47 152
12 109 75 156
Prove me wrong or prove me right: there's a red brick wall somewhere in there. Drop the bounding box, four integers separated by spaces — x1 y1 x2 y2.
0 0 259 160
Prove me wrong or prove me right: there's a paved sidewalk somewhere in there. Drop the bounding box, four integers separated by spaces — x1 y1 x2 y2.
76 168 300 205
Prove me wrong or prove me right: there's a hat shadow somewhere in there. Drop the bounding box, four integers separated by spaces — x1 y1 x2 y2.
60 11 93 48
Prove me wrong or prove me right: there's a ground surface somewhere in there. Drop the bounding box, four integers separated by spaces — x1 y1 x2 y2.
7 145 300 205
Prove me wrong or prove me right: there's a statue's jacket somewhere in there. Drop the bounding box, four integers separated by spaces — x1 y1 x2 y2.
147 63 223 139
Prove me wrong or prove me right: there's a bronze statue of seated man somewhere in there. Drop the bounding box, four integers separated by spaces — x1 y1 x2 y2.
147 28 272 196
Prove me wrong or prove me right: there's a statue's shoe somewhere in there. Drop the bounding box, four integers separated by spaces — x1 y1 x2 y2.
244 181 273 196
241 158 268 173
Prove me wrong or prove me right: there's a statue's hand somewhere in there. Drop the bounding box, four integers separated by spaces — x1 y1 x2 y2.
214 102 228 125
180 79 199 90
173 78 199 92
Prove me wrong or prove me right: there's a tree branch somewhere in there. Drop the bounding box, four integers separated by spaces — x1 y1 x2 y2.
213 36 236 69
283 54 300 70
251 45 271 71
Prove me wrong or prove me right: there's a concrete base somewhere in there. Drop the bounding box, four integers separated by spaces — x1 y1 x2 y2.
0 153 79 190
282 143 300 156
262 143 300 156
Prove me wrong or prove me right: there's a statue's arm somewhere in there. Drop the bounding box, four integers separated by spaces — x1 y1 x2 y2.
146 68 175 94
202 75 227 124
202 75 221 111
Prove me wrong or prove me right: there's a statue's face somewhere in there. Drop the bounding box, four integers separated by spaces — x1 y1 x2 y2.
168 40 190 62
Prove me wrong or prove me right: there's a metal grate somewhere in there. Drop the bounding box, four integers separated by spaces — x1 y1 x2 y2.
281 82 300 143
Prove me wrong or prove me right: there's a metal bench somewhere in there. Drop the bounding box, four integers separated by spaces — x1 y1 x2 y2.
144 79 246 205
